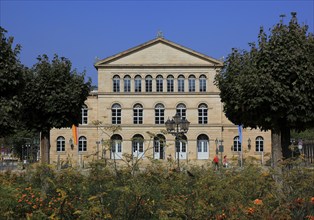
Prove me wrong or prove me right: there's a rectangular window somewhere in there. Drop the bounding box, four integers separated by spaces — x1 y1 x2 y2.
146 79 152 92
78 141 87 152
57 141 65 152
124 78 131 92
135 79 141 92
80 108 88 125
198 109 208 124
233 140 242 152
200 78 206 92
112 109 121 124
176 109 186 120
156 78 163 92
256 142 264 152
113 78 120 92
189 78 195 92
134 109 143 124
167 78 174 92
178 79 184 92
155 108 164 124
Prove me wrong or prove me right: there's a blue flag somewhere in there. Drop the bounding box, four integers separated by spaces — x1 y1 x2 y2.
238 125 243 144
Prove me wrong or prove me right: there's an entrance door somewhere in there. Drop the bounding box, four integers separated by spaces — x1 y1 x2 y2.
111 140 122 159
176 137 187 160
197 134 209 159
154 135 165 159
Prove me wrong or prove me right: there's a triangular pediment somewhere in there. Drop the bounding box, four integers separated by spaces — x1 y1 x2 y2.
95 38 223 68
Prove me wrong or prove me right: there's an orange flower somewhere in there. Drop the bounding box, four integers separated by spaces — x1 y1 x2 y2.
247 207 255 215
254 199 263 205
311 197 314 205
306 216 314 220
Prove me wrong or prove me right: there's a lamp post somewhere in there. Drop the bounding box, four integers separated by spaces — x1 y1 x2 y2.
165 113 190 170
215 138 224 166
96 141 100 159
101 138 105 159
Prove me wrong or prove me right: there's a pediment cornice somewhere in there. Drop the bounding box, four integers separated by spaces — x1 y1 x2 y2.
94 37 223 69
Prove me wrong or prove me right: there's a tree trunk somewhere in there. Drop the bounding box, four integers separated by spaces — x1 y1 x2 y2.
40 130 50 164
271 130 282 167
280 126 291 159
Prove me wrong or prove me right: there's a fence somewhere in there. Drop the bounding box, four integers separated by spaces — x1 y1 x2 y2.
303 140 314 164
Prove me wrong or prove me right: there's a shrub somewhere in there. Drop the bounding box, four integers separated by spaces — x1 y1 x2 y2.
0 160 313 219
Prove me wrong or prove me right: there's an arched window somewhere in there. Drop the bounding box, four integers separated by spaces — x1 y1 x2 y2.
176 103 186 119
233 136 241 152
154 134 166 159
124 75 131 92
145 75 152 92
188 75 196 92
167 75 174 92
155 103 164 124
132 134 144 158
198 103 208 124
133 104 143 124
113 75 120 92
111 134 122 159
256 136 264 152
156 75 163 92
56 136 65 152
178 75 185 92
112 103 121 124
80 105 88 125
135 75 142 92
199 75 207 92
197 134 209 159
78 136 87 152
176 135 187 160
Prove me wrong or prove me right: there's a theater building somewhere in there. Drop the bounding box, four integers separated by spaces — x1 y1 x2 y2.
50 36 271 167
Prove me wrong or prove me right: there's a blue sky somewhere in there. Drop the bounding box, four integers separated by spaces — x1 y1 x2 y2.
1 1 313 85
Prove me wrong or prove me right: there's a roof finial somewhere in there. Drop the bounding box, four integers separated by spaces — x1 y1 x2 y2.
157 30 164 38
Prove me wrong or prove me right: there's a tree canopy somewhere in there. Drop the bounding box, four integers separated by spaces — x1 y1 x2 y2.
215 13 314 160
0 27 25 137
21 54 91 163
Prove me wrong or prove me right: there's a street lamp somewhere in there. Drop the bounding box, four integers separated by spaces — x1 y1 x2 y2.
69 138 74 150
248 138 251 150
298 139 303 154
165 113 190 170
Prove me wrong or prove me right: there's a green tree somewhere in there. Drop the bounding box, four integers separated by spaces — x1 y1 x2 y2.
0 27 25 137
21 54 91 163
215 13 314 165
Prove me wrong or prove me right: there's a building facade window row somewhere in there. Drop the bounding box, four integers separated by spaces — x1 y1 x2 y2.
232 136 264 152
112 74 207 93
57 136 87 152
56 135 265 157
111 103 207 124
